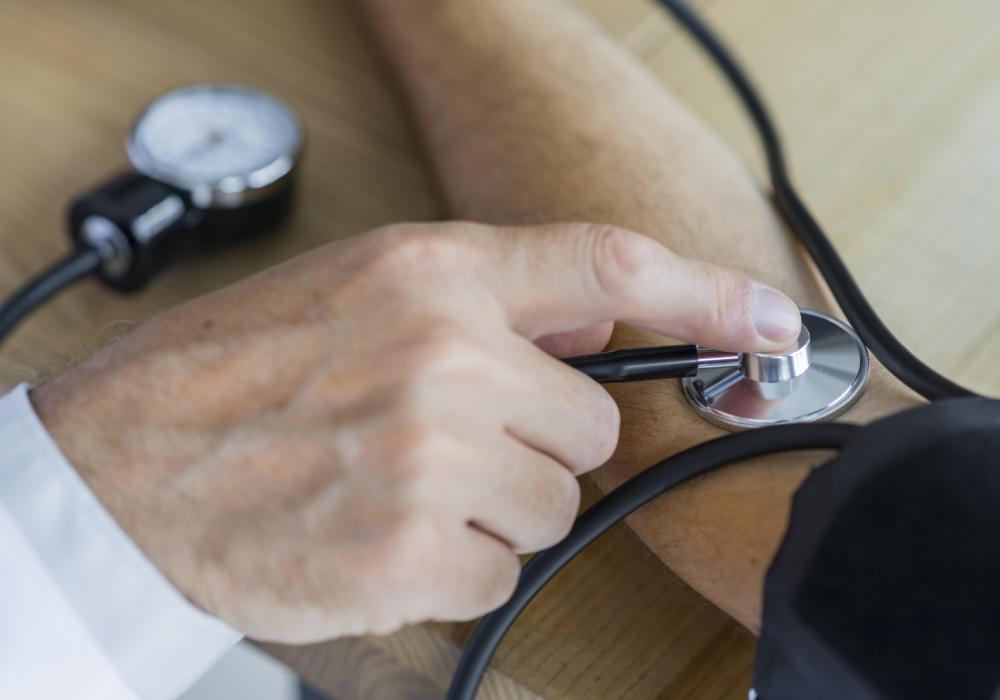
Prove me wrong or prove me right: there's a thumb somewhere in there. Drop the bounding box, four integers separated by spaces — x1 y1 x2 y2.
488 223 802 352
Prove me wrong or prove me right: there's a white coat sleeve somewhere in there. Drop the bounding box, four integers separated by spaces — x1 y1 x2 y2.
0 384 241 699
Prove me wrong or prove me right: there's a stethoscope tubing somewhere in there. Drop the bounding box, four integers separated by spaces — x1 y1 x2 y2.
446 0 985 696
445 422 858 700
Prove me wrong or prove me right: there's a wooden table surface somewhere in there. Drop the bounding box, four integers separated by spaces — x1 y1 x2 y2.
2 1 997 698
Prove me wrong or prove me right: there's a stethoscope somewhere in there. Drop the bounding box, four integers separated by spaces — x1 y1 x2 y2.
568 308 870 430
446 1 987 699
0 2 989 699
0 83 870 434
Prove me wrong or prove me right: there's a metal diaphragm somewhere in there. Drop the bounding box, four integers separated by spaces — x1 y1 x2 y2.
682 309 870 431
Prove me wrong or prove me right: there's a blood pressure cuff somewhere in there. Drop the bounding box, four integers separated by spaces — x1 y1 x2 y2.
753 398 1000 700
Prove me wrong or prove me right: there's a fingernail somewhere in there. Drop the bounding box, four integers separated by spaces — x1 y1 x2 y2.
751 286 801 344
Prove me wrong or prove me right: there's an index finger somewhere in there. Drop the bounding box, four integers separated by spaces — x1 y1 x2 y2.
484 223 802 353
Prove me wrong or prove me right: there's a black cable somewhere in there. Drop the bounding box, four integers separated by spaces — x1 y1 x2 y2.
445 422 858 699
0 247 103 348
447 2 983 695
653 0 976 401
565 344 701 382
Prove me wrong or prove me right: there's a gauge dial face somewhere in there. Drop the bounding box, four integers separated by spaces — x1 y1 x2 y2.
127 84 302 195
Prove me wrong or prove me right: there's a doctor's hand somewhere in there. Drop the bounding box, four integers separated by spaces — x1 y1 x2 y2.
31 221 800 643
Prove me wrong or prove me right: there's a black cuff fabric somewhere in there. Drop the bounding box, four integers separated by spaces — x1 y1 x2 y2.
754 398 1000 700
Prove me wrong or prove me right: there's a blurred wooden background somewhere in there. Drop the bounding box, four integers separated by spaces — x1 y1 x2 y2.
1 0 997 697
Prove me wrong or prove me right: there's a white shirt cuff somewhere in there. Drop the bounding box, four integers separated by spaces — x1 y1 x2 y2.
0 383 242 699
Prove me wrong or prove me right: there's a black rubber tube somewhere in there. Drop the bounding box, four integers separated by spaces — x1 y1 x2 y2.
0 247 102 348
445 0 983 695
445 422 858 699
652 0 975 401
565 344 701 382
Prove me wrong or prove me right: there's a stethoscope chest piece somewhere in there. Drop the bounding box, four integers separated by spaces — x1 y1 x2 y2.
682 309 870 431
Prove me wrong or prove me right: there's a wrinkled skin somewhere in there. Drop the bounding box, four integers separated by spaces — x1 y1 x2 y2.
32 221 799 643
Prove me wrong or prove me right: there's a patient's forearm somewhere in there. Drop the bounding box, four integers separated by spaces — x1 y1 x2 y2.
356 0 919 628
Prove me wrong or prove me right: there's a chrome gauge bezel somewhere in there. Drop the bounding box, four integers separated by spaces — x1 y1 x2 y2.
125 83 303 209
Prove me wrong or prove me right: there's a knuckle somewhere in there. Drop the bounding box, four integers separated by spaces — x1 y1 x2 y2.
368 223 466 274
476 550 521 612
362 222 416 262
587 390 621 467
408 321 487 378
587 224 650 301
544 468 582 543
561 380 621 473
388 419 451 482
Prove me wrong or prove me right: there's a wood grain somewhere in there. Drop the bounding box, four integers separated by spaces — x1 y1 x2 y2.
1 0 996 698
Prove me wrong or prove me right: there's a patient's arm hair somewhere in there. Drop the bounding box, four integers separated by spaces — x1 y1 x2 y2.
354 0 920 629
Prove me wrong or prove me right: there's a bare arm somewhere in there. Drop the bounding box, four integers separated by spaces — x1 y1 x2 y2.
354 0 920 629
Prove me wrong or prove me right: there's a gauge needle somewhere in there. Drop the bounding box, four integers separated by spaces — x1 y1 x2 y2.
177 129 227 162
